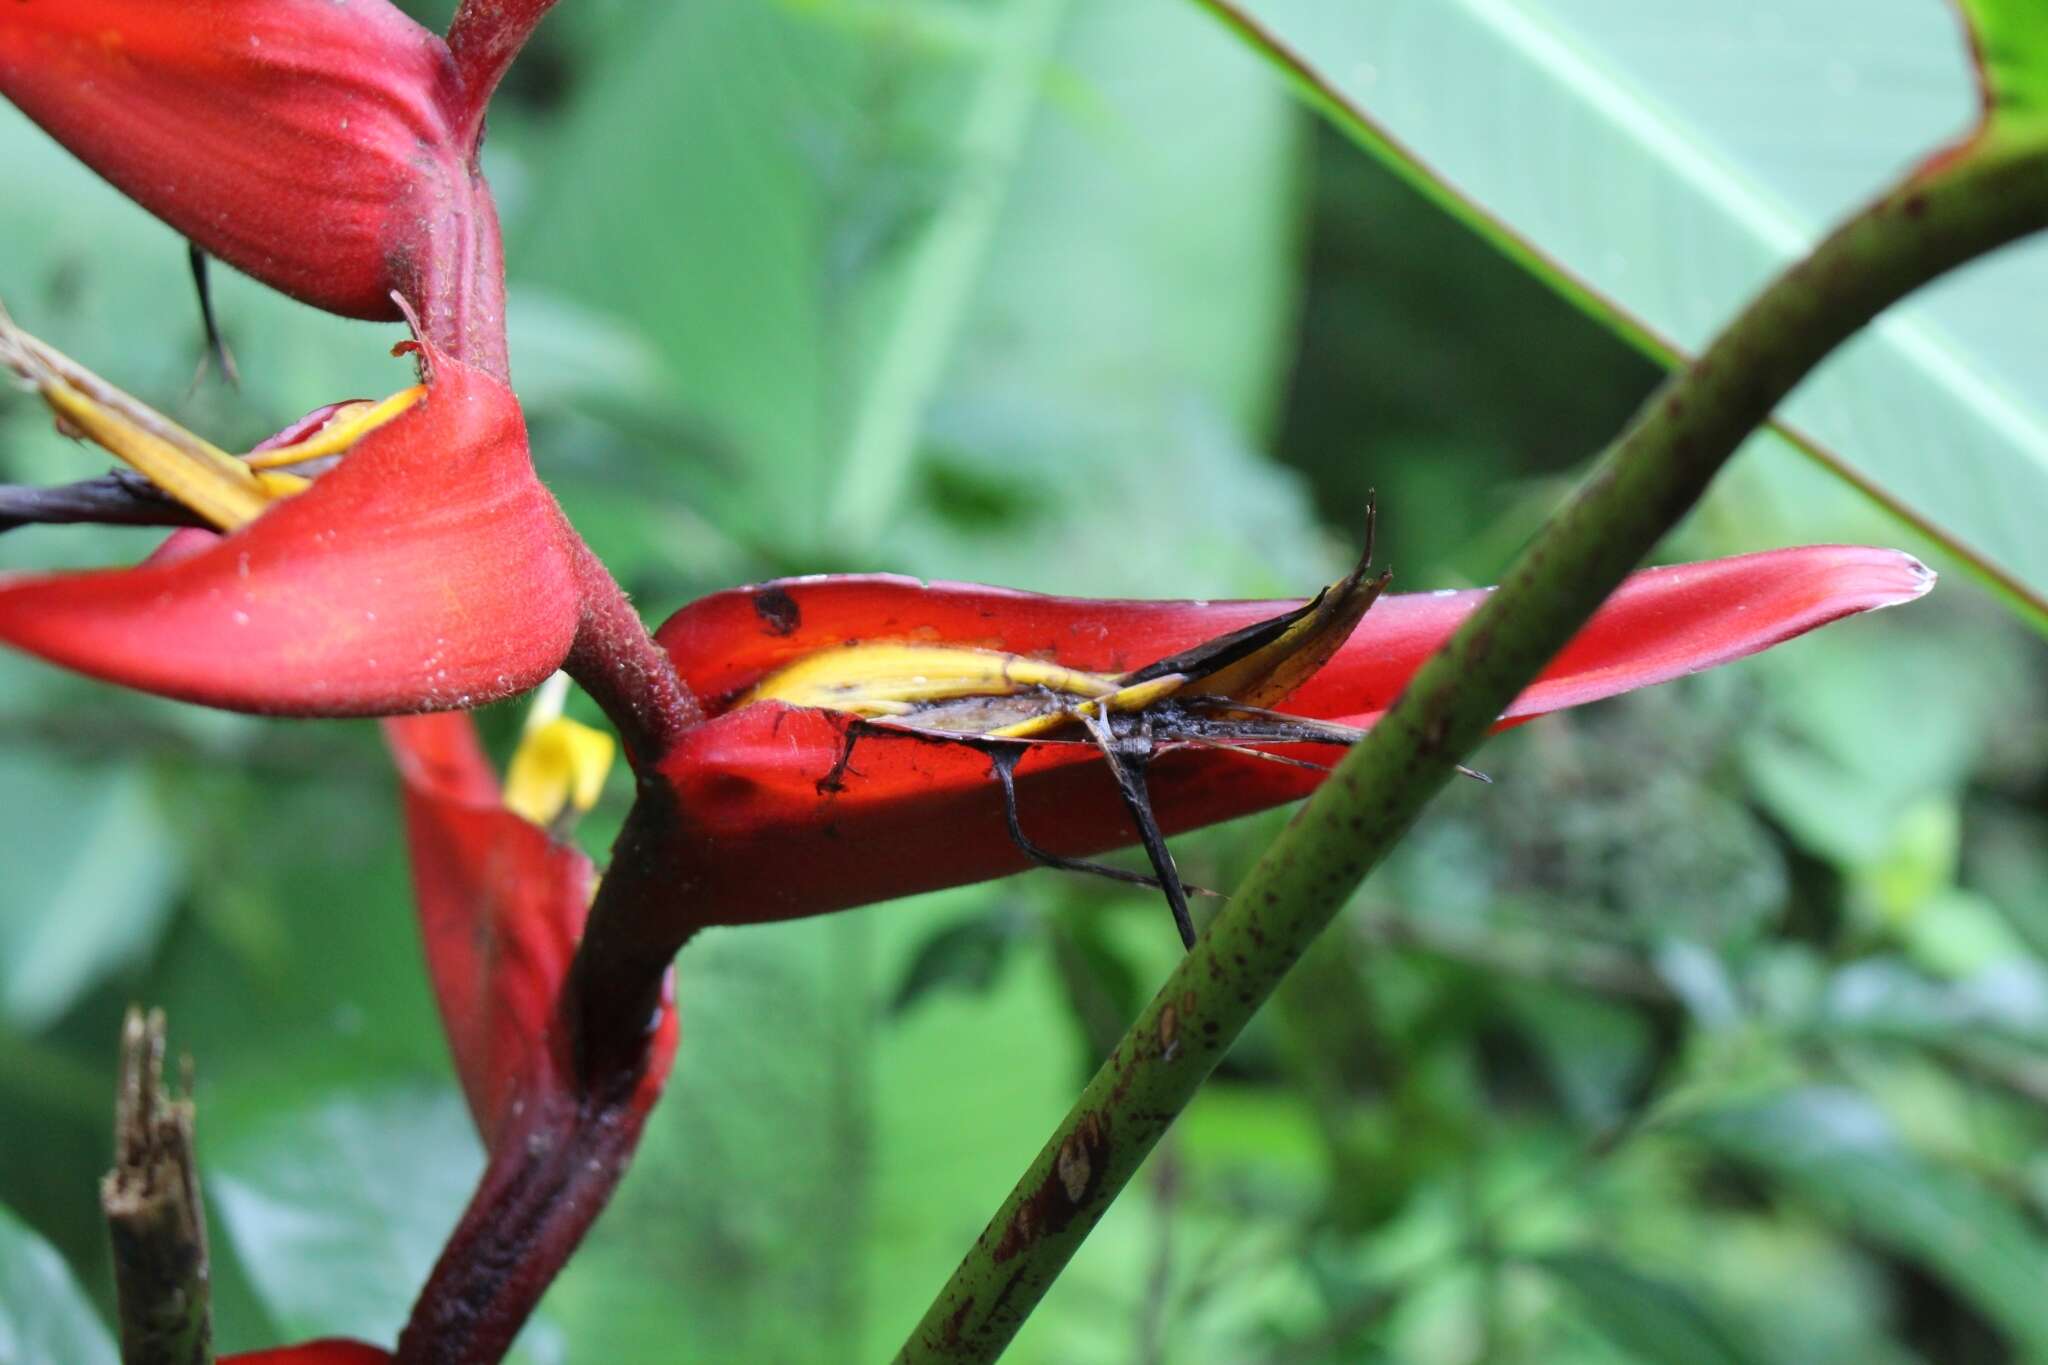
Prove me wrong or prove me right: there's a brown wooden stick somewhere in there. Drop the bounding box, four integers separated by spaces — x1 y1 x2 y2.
102 1006 212 1365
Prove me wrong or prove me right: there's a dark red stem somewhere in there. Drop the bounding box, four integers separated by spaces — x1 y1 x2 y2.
561 784 702 1090
377 13 711 1356
395 786 691 1360
381 8 723 1353
561 534 703 770
446 0 564 149
556 538 705 1082
393 1056 654 1365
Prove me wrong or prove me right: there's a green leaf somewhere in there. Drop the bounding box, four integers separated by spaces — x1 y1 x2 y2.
1680 1087 2048 1354
1809 957 2048 1050
1955 2 2048 125
518 0 1309 586
901 0 1316 596
208 1079 481 1346
1196 0 2048 626
1535 1249 1769 1365
517 0 1046 558
0 755 181 1031
888 904 1029 1015
0 1205 117 1365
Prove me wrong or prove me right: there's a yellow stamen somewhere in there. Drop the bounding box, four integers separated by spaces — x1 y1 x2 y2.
253 472 313 499
38 379 271 530
985 673 1188 739
1 303 270 530
747 640 1199 738
244 387 427 470
0 299 422 533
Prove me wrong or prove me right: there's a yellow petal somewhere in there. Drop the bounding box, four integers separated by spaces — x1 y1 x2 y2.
504 716 617 828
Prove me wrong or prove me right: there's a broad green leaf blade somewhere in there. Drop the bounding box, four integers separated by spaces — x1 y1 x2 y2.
1535 1250 1769 1365
821 0 1068 548
1202 0 2048 627
517 0 1305 579
907 0 1319 598
209 1081 481 1347
1956 1 2048 126
1681 1087 2048 1355
0 1206 117 1365
518 0 1063 560
0 754 181 1031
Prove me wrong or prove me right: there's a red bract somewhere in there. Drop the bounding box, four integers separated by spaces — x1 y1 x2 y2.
385 712 676 1145
222 1342 392 1365
0 345 580 715
0 0 473 322
652 546 1932 927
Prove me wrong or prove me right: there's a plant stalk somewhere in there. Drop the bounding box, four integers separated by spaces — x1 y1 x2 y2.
893 128 2048 1364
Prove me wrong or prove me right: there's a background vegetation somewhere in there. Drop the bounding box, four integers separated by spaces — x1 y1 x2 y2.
2 1 2045 1361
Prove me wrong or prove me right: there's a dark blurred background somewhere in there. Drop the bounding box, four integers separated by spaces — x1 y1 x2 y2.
1 2 2045 1361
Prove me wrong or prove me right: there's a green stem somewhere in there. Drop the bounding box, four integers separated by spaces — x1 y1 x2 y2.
892 131 2048 1364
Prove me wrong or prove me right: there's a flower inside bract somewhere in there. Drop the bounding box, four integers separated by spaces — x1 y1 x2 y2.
0 303 421 532
650 545 1935 933
0 304 583 716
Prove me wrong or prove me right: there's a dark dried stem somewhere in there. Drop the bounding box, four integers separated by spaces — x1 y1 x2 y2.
0 473 207 534
102 1006 211 1365
893 126 2048 1363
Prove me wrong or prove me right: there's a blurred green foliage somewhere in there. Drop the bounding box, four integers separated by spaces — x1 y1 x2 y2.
1 2 2045 1362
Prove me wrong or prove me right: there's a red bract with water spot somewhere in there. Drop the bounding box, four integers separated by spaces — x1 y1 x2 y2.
0 0 481 322
0 345 580 715
651 546 1932 928
385 712 676 1144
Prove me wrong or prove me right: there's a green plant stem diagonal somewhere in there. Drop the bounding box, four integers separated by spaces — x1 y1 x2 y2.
894 103 2048 1365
